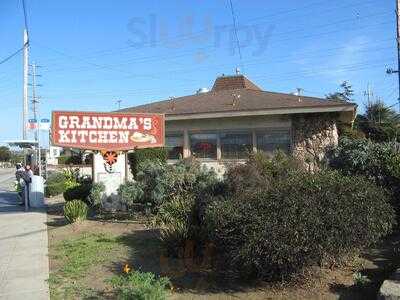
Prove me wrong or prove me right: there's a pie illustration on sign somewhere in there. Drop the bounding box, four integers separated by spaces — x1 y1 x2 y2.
130 132 157 144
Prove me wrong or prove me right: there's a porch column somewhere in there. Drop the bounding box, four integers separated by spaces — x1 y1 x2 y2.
183 129 190 158
252 130 257 153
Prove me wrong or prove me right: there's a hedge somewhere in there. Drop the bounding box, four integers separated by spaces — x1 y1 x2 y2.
63 183 92 203
205 154 396 281
45 182 66 197
127 148 167 178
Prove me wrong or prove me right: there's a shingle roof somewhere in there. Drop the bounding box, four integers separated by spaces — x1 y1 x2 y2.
121 75 356 116
212 75 262 91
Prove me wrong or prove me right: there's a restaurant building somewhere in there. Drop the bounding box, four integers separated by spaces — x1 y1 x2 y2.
122 74 356 173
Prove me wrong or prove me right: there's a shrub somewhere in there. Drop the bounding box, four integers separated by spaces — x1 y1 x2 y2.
109 271 170 300
128 148 167 178
154 194 198 255
87 182 106 210
64 200 88 223
330 137 400 217
206 168 395 281
45 172 68 197
330 137 400 185
62 168 80 188
224 151 302 197
118 181 145 209
45 182 66 197
63 183 92 203
58 155 82 165
151 160 221 256
119 159 220 214
47 172 67 185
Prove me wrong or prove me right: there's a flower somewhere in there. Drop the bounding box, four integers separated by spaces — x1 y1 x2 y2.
123 264 131 274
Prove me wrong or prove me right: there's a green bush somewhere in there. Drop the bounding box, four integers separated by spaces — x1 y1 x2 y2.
206 168 395 281
109 271 170 300
155 194 198 255
330 137 400 218
64 200 88 223
87 182 106 210
63 183 92 203
127 148 167 178
224 151 300 197
118 181 145 209
58 155 82 165
45 182 66 197
45 172 68 197
330 137 400 185
119 159 219 214
152 160 221 256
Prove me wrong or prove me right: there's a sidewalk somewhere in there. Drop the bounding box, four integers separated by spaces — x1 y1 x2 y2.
0 191 50 300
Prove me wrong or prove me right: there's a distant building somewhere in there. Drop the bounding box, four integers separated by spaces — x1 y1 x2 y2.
122 75 356 173
46 146 62 165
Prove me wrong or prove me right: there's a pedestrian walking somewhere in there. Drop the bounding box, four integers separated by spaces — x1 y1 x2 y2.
15 163 26 205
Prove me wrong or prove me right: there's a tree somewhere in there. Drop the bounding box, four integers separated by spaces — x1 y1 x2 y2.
0 146 11 162
355 100 400 142
326 81 354 102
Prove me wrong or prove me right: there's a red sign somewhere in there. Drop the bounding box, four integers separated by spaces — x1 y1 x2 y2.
51 111 165 151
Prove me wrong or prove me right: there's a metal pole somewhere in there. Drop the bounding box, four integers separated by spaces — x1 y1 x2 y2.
32 63 42 177
23 29 29 139
24 184 28 212
396 0 400 112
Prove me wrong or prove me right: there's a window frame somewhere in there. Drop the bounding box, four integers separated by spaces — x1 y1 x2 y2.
255 128 292 155
189 131 219 160
219 130 253 160
165 131 184 161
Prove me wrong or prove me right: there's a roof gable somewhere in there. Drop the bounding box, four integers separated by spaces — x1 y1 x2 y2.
120 74 356 121
212 75 262 91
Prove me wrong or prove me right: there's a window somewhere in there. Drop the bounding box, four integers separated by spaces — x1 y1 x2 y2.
166 133 183 160
256 130 291 154
220 132 252 159
190 132 217 159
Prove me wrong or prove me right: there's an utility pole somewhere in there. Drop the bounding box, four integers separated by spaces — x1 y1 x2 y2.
116 100 122 110
396 0 400 112
364 84 373 106
22 29 29 139
29 62 42 176
387 0 400 112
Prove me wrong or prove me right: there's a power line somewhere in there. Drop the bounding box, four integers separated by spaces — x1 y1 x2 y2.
21 0 29 38
0 47 24 65
36 16 392 77
67 0 380 58
228 0 243 72
37 9 391 68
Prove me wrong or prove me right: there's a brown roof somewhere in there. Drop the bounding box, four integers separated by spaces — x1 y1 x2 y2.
212 75 262 91
121 75 356 117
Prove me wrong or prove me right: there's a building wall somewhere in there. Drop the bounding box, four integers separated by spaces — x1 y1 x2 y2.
292 113 339 172
166 115 291 176
165 113 339 175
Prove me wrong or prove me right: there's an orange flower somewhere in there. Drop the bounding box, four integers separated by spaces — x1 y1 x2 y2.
123 264 131 274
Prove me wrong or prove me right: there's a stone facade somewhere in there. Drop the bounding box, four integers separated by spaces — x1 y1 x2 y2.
292 113 339 172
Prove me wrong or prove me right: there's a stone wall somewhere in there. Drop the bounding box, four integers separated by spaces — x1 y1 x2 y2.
292 113 339 172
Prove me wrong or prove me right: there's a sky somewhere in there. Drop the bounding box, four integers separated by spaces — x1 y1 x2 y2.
0 0 398 146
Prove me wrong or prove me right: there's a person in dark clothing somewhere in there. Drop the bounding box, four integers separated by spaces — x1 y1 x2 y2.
15 164 25 205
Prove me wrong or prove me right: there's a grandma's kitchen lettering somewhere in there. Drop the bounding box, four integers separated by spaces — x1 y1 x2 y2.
52 111 165 151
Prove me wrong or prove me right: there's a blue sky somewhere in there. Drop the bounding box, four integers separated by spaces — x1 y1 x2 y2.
0 0 398 145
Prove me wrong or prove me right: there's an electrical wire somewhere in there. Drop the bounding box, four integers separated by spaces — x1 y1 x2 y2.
0 47 24 66
228 0 243 72
21 0 29 38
